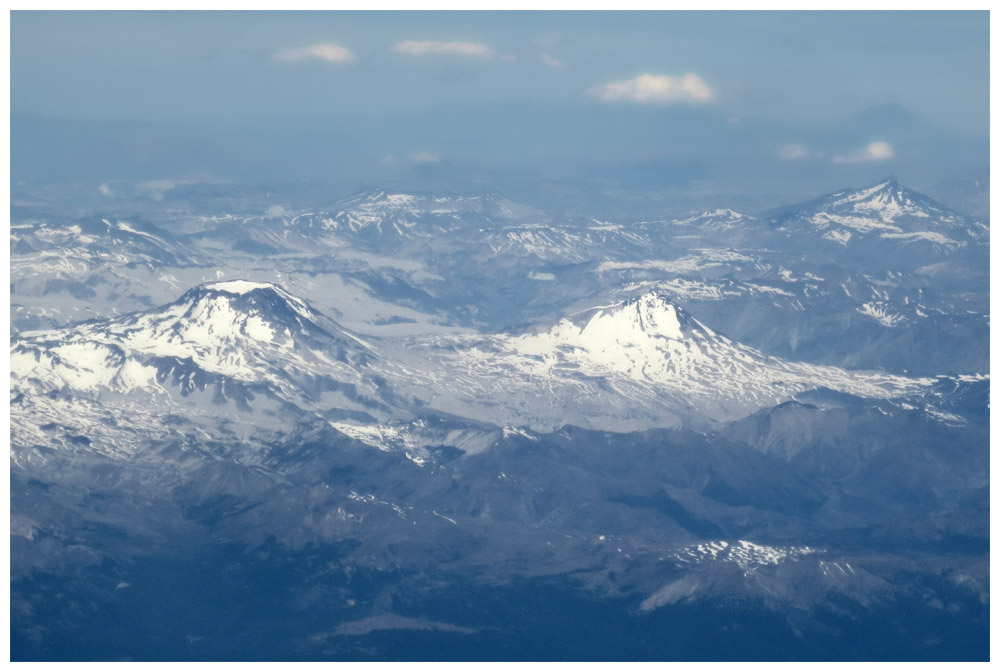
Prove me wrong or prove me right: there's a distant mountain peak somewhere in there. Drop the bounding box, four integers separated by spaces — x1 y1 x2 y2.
673 208 752 228
827 178 909 208
770 179 986 247
842 102 925 130
335 189 422 209
821 177 953 208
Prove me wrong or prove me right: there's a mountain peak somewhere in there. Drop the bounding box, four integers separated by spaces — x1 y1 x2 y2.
183 280 314 313
494 290 926 429
11 281 371 400
172 280 324 342
867 175 899 190
561 291 713 349
334 189 423 211
609 292 692 340
840 102 926 132
198 279 283 295
769 179 985 248
674 208 751 229
831 178 907 206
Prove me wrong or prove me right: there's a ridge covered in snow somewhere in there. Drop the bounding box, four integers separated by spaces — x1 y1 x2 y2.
672 208 756 230
263 191 543 249
670 539 819 574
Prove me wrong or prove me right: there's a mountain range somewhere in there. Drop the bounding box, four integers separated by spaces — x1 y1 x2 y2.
10 177 989 661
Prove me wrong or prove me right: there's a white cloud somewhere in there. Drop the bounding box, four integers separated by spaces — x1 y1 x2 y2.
138 179 176 201
410 152 441 164
274 43 355 64
777 144 811 160
265 205 287 217
392 41 495 58
834 141 895 163
98 183 113 196
540 52 565 69
587 73 714 104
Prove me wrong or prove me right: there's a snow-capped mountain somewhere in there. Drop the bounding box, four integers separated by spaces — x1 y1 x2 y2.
11 281 393 460
383 291 935 432
769 178 988 250
13 280 372 390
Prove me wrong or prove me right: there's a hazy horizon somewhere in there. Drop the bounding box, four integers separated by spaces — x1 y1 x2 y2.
12 11 989 196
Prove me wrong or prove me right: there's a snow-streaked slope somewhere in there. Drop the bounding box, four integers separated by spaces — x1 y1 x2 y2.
11 216 197 270
640 539 889 614
10 216 207 330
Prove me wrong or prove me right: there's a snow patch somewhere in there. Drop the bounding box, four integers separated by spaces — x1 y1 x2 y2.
858 302 906 328
202 280 278 295
880 231 957 245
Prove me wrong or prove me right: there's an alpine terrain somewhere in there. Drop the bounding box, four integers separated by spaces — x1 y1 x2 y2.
10 178 989 661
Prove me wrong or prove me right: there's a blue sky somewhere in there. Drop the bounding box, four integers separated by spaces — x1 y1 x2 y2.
11 11 989 135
